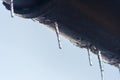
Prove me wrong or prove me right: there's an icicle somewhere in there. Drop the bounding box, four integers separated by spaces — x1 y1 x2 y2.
54 22 62 49
10 0 14 17
97 51 104 80
118 64 120 74
87 48 93 66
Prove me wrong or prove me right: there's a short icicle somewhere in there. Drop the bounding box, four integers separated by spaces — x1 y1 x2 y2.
87 48 93 66
97 51 104 80
10 0 14 17
118 64 120 75
54 22 62 49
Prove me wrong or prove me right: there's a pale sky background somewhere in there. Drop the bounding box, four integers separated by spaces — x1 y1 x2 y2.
0 1 119 80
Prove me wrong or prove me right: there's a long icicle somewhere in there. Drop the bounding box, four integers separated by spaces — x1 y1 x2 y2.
87 48 93 66
54 22 62 49
97 51 104 80
10 0 14 17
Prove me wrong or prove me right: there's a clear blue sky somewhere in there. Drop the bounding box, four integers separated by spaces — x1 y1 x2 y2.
0 1 119 80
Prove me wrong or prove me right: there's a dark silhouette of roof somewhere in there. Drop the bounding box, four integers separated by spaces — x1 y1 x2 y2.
2 0 120 69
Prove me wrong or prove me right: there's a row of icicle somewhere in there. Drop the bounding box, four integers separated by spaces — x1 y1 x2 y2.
54 21 104 80
9 1 119 80
54 22 120 80
84 45 104 80
9 0 62 49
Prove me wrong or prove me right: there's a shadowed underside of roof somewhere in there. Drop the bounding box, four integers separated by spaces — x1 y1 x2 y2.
2 0 120 70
